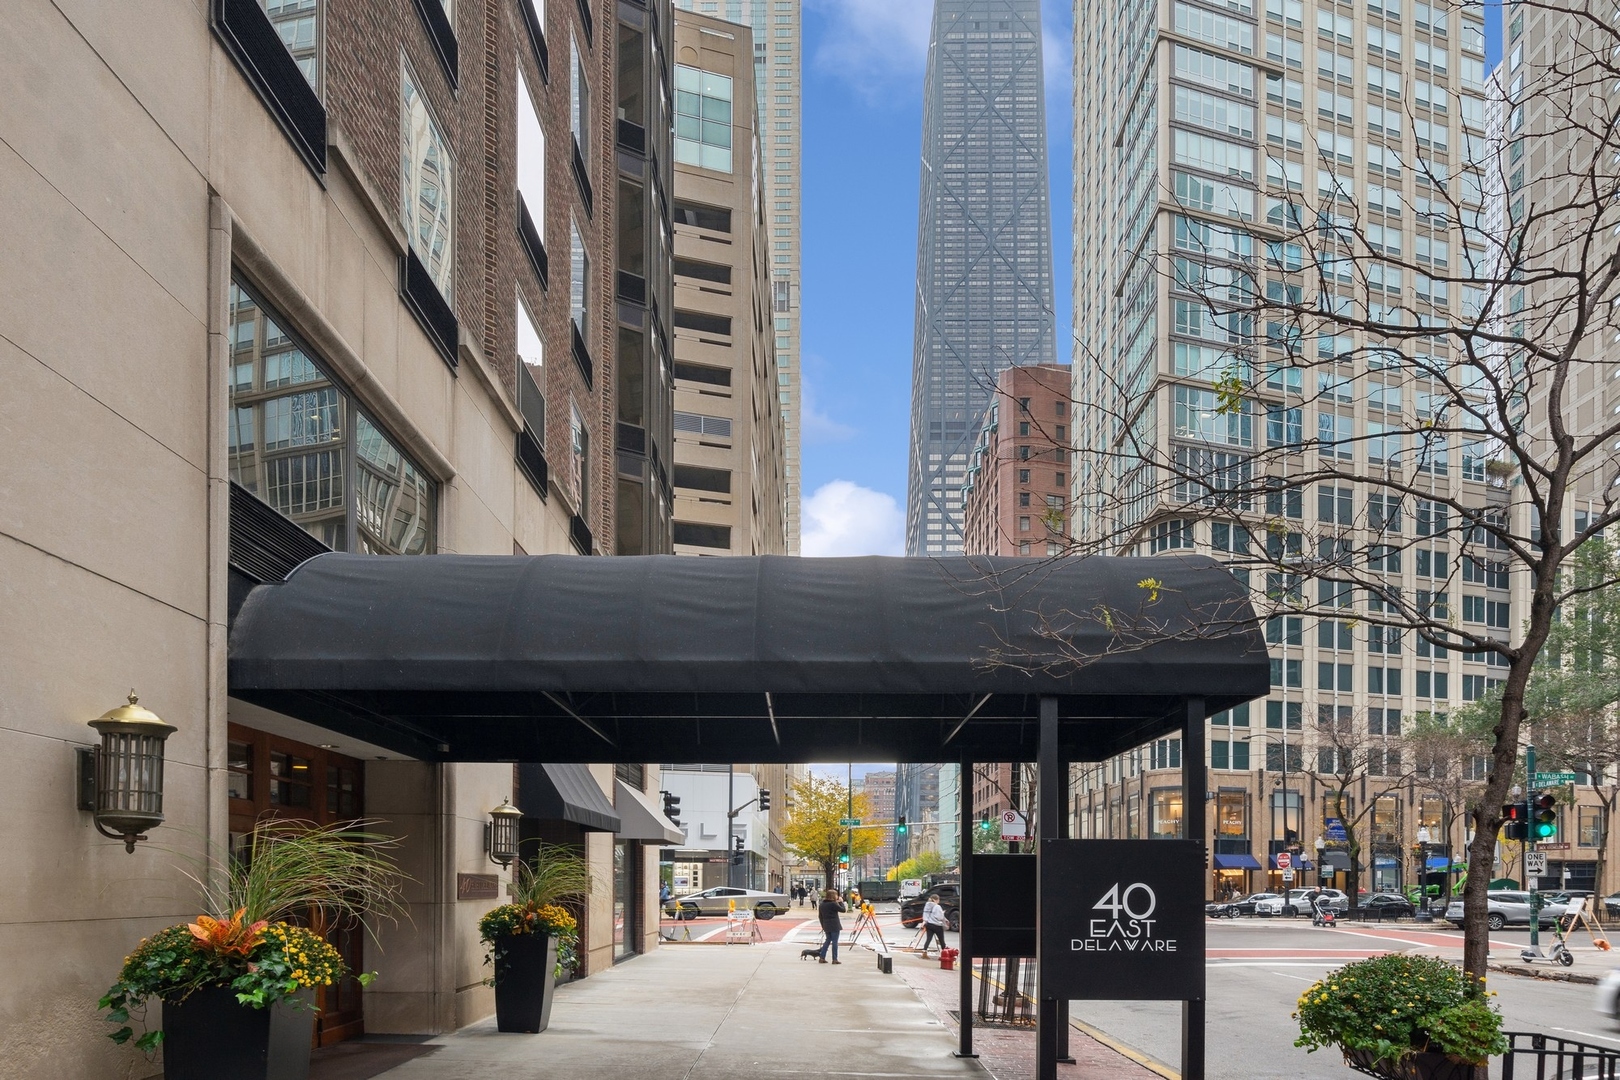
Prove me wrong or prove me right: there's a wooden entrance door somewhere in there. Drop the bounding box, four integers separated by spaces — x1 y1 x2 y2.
227 724 366 1045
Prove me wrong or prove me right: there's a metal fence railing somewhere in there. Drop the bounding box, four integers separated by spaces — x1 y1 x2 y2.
1501 1032 1620 1080
973 957 1036 1026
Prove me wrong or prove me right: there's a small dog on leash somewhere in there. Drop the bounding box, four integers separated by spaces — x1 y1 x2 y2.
799 948 821 960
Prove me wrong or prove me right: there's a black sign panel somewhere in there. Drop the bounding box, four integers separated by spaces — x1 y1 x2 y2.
967 854 1036 958
1039 839 1205 1001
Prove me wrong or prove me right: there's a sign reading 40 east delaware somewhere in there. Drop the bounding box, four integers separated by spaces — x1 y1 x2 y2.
1039 839 1205 1001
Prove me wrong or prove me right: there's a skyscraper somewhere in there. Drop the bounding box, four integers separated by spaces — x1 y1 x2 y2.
674 0 802 552
1070 0 1488 897
906 0 1058 556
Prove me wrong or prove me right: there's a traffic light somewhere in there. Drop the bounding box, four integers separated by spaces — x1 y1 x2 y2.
1501 803 1527 841
732 835 744 865
839 851 849 865
758 788 771 812
979 812 993 831
1533 794 1558 840
661 791 682 827
896 815 908 836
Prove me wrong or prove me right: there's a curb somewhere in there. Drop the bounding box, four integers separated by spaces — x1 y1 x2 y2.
1488 960 1600 986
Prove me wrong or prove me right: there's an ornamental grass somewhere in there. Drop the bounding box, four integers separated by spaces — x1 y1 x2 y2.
100 819 407 1053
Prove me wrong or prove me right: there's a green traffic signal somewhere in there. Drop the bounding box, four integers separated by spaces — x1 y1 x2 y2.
896 815 907 835
1533 793 1558 839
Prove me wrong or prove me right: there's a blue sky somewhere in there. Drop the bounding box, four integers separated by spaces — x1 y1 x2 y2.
796 0 1074 556
792 0 1497 557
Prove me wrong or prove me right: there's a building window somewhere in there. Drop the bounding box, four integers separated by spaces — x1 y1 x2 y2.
1150 788 1184 838
266 0 322 94
674 65 733 173
227 280 434 554
1580 806 1604 847
571 37 590 159
401 63 454 302
570 401 591 512
570 218 589 336
517 67 546 232
1217 790 1247 837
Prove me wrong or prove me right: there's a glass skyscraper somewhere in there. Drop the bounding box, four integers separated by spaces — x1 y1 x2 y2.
674 0 802 552
905 0 1058 556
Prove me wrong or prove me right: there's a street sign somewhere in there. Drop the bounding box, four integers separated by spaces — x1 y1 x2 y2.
1281 870 1295 883
1001 809 1028 841
1276 852 1291 870
1525 852 1548 874
1532 772 1578 786
1325 818 1348 842
838 818 862 827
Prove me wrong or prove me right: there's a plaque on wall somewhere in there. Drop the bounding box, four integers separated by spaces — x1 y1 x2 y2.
457 872 500 901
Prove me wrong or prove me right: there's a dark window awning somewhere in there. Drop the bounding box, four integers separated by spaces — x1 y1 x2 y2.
1212 853 1262 871
517 763 619 832
614 780 685 844
1321 850 1352 871
227 553 1268 764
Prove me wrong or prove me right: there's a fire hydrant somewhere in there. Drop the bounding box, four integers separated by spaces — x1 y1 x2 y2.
939 948 958 971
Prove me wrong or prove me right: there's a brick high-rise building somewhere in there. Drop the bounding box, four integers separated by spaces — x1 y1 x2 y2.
669 8 787 556
960 364 1073 556
2 0 675 1069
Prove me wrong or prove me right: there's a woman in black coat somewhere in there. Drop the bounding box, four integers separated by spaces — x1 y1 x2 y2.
815 888 845 964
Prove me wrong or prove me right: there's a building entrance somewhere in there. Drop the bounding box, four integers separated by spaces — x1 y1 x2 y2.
226 723 366 1045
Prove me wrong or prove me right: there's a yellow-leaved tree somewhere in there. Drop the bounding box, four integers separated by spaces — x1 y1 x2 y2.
783 774 880 888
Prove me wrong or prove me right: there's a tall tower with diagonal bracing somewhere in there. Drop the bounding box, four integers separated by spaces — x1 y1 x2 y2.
906 0 1058 556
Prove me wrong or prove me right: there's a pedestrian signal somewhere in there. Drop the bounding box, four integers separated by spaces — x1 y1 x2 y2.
1500 803 1527 841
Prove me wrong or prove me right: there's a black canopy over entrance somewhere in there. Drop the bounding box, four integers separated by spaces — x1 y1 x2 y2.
228 553 1267 764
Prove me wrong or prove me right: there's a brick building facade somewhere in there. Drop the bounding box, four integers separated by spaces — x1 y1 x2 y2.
960 364 1074 557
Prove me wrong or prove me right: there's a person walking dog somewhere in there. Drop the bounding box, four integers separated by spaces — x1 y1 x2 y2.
921 893 948 956
816 888 845 964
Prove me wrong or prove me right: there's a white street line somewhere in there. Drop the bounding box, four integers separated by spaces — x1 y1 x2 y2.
1207 961 1339 968
1270 972 1320 981
1552 1027 1620 1047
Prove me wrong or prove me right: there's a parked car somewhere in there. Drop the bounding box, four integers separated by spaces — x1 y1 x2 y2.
1256 889 1348 916
665 886 791 920
1604 892 1620 920
1357 893 1417 919
900 885 961 931
1205 898 1237 918
1444 891 1569 930
1226 892 1280 916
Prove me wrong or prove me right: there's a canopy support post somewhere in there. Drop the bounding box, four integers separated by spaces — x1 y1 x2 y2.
955 752 977 1059
1036 695 1062 1080
1182 695 1207 1080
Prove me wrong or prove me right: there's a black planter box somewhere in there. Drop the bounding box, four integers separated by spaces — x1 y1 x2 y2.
494 932 558 1033
162 985 314 1080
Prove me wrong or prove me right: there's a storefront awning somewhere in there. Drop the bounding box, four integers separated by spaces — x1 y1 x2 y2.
517 763 620 832
1373 855 1398 869
1321 850 1352 871
1425 855 1451 871
1269 854 1313 870
1213 854 1262 871
614 779 684 844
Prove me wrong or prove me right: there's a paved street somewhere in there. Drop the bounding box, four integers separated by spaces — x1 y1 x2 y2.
1072 920 1620 1079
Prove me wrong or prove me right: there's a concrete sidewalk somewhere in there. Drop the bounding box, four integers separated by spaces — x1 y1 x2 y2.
1488 941 1619 986
358 933 987 1080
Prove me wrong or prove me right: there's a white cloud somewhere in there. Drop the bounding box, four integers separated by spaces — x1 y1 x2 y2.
805 0 932 101
801 376 857 444
801 480 905 557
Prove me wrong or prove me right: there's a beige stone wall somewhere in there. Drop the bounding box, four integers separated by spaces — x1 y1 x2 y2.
0 0 630 1075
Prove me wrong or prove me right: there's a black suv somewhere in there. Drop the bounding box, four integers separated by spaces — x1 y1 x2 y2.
900 885 961 931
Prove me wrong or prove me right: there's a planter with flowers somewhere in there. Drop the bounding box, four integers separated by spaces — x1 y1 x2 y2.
99 820 405 1080
1294 954 1507 1080
479 843 595 1034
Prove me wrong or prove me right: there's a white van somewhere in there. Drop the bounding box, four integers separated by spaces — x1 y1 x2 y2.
899 878 925 900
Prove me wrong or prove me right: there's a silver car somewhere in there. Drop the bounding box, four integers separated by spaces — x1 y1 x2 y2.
666 886 791 920
1444 891 1568 931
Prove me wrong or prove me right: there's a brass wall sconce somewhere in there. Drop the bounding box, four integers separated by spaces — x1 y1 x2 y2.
486 797 522 867
76 691 176 853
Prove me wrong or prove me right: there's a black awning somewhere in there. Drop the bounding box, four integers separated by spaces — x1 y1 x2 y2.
517 763 620 832
227 552 1268 764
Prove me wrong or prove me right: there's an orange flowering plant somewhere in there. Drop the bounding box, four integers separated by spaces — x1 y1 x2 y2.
99 820 406 1054
479 844 595 980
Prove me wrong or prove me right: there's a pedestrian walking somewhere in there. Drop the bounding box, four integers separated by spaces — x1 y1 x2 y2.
921 893 948 955
816 888 845 964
